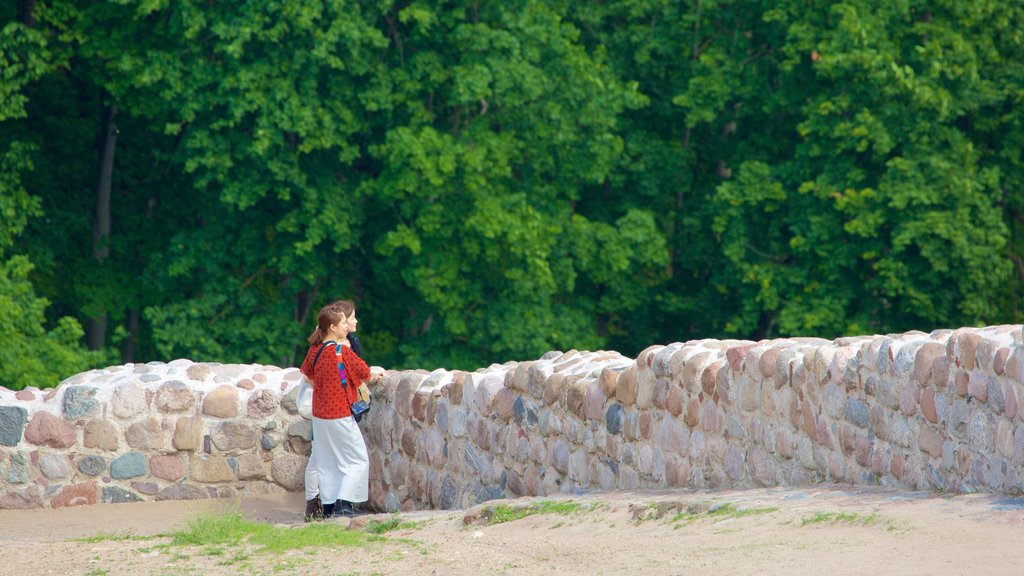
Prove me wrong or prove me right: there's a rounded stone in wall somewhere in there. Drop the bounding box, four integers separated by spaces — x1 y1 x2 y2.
24 412 76 449
235 453 266 480
212 420 258 452
110 452 148 479
125 417 164 450
83 419 120 451
150 454 186 481
246 389 279 418
39 453 72 479
190 454 234 483
203 385 239 418
0 406 27 446
77 455 106 476
155 381 196 413
172 416 204 451
270 453 307 491
62 386 100 420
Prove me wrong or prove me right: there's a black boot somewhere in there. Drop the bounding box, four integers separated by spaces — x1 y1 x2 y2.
304 495 323 522
321 502 336 517
336 500 355 517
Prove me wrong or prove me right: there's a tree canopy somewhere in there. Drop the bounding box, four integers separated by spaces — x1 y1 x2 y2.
1 0 1021 389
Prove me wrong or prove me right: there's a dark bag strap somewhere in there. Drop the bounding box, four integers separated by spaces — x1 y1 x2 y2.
311 341 333 371
312 340 364 419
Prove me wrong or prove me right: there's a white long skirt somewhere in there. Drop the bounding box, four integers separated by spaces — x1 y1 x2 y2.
308 416 368 505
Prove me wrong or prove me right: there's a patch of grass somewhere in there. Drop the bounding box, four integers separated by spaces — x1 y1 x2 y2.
488 500 583 525
169 512 377 553
74 532 158 543
800 511 879 526
363 515 424 534
708 504 780 518
666 503 778 529
84 569 109 576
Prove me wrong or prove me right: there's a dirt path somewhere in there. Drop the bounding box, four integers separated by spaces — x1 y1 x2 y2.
2 484 1023 576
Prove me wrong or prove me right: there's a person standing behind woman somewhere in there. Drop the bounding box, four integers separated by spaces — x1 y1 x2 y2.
300 300 372 518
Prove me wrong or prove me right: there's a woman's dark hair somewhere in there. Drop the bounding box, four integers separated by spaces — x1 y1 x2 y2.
307 300 356 344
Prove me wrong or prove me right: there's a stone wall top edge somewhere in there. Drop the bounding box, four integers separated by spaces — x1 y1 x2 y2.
3 325 1019 401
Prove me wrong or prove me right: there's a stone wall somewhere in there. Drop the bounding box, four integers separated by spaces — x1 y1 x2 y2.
1 326 1022 510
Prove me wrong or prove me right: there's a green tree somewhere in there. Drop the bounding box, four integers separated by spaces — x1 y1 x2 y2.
0 10 103 389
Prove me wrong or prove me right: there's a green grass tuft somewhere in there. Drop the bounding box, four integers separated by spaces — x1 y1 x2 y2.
800 511 879 526
169 512 376 553
489 501 583 525
363 515 423 534
74 532 158 543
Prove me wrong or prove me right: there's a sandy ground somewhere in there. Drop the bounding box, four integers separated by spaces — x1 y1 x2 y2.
2 484 1024 576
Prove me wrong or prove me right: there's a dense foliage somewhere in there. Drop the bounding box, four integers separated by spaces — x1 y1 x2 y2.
2 0 1021 389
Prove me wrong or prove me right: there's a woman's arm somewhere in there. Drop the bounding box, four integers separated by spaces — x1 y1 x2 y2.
342 346 371 382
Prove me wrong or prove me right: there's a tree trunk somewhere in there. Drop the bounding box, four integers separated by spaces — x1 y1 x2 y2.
18 0 37 27
121 308 139 362
87 103 118 351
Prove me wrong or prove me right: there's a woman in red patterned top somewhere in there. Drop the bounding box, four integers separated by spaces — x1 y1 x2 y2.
300 300 372 518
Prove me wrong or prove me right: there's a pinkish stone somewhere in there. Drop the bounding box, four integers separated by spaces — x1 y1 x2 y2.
957 331 981 370
802 399 816 436
967 372 988 404
684 398 700 428
920 389 938 424
954 372 969 397
246 389 279 419
1005 385 1018 421
702 361 724 396
899 383 920 417
639 413 652 439
1 487 42 509
50 482 98 508
150 454 186 481
23 412 76 448
726 344 756 371
412 389 432 422
854 433 872 467
775 428 793 459
994 348 1010 375
132 482 159 495
236 378 255 390
815 418 834 449
615 365 639 406
665 458 690 487
918 427 943 458
838 425 854 456
891 454 904 480
665 387 685 417
599 368 618 397
758 347 780 378
583 381 606 421
913 343 946 386
14 390 35 401
543 372 565 406
203 385 239 418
